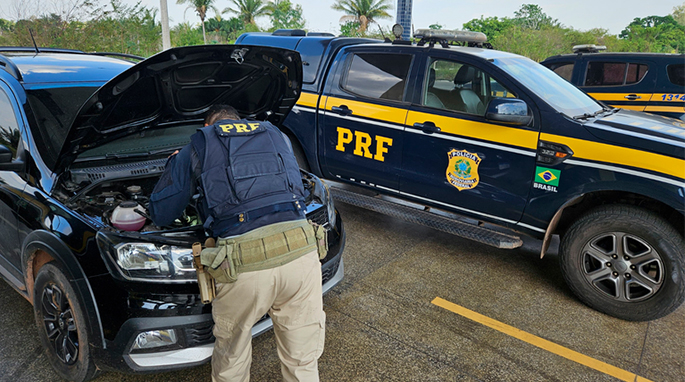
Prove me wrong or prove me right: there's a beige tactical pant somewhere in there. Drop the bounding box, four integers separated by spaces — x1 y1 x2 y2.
211 249 325 382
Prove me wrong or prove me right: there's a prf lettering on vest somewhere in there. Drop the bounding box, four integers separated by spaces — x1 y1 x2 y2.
335 127 393 162
220 123 261 133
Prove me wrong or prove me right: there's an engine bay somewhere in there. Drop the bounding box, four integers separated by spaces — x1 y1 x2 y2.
57 160 322 234
61 173 201 232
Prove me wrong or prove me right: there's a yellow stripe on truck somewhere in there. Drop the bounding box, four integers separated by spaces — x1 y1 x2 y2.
296 91 320 109
645 105 685 113
587 93 653 102
323 96 408 125
407 111 539 150
541 133 685 180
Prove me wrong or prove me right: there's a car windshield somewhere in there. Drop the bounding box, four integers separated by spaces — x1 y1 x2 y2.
493 57 603 118
76 123 199 162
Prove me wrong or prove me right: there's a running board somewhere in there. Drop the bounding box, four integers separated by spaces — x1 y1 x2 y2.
330 187 523 249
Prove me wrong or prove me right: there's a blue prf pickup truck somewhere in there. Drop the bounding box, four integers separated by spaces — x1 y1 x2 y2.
236 30 685 322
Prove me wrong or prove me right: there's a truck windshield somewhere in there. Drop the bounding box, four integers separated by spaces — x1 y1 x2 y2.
493 57 603 118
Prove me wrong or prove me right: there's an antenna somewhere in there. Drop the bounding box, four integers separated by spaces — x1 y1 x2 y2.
378 24 390 43
28 28 40 54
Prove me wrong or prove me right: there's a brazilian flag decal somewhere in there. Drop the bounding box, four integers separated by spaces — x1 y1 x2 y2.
535 166 561 186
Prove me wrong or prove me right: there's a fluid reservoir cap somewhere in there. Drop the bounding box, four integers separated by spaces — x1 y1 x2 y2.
112 202 146 231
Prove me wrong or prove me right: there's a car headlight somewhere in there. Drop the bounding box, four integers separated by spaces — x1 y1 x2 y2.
321 181 337 229
97 233 196 282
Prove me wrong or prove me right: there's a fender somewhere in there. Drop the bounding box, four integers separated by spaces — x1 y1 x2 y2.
22 229 106 350
539 195 584 259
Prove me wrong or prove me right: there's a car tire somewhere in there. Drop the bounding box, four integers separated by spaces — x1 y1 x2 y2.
559 205 685 321
33 263 99 382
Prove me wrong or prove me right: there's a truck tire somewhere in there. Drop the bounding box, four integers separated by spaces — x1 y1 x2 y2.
33 263 99 382
559 205 685 321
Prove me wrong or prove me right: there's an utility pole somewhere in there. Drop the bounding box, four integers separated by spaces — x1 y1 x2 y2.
396 0 412 40
160 0 171 50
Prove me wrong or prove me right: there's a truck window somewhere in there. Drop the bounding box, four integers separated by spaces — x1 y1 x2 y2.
667 64 684 86
0 89 21 158
584 62 648 86
548 62 574 82
341 53 412 101
423 58 514 116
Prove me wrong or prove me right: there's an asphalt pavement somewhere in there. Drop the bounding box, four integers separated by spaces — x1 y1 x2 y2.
0 201 683 381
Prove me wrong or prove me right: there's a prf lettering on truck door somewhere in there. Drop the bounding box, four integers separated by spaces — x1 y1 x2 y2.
335 127 393 162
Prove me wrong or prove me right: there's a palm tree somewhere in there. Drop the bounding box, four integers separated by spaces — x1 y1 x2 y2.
177 0 219 44
223 0 270 25
331 0 393 34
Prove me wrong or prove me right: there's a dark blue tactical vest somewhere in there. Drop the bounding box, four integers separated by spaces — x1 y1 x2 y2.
198 119 306 234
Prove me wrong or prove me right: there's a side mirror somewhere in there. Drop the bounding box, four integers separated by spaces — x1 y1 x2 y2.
485 98 533 126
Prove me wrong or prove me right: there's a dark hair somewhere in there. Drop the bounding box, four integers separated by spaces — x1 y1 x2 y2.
205 104 240 125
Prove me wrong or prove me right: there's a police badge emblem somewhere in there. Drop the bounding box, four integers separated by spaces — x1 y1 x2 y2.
446 149 481 191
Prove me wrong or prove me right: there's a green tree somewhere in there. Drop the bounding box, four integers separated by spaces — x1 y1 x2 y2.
513 4 559 30
339 20 361 37
176 0 219 44
620 15 685 52
331 0 392 34
171 21 204 46
428 23 442 30
268 0 305 30
673 3 685 25
206 15 245 42
463 16 513 40
224 0 270 25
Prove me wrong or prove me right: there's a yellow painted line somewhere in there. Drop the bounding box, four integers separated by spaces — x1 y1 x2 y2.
432 297 654 382
540 133 685 180
587 93 652 102
296 91 320 108
323 96 408 125
407 110 539 150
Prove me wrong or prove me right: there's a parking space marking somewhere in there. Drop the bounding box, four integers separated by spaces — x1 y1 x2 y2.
432 297 653 382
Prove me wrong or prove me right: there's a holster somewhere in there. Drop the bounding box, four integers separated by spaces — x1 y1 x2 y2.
192 241 216 304
200 219 320 284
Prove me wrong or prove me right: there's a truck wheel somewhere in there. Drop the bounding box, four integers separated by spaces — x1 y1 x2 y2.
559 205 685 321
33 263 99 382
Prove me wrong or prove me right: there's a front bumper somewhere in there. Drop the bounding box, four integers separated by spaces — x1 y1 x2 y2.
96 216 345 373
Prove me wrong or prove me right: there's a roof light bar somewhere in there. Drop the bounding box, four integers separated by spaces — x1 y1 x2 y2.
413 29 487 44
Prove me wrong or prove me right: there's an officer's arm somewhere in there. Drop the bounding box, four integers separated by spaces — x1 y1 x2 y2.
148 146 195 227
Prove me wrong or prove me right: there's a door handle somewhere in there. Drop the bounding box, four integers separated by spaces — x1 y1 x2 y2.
413 121 441 134
624 94 642 100
331 105 353 116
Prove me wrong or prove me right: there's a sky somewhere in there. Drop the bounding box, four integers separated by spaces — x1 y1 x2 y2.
131 0 683 36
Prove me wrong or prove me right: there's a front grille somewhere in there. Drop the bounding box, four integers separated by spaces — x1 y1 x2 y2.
306 206 328 226
321 256 340 285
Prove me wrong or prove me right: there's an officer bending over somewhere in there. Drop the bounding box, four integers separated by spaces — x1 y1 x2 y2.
149 105 325 382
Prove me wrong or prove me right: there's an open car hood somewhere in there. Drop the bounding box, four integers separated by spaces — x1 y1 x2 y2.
55 45 302 173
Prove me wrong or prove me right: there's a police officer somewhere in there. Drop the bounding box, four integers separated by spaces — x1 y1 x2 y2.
149 105 325 382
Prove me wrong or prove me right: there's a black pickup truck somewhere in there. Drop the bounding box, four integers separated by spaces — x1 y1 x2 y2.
236 30 685 322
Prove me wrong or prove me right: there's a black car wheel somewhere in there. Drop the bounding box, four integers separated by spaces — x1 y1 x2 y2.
33 263 98 382
560 205 685 321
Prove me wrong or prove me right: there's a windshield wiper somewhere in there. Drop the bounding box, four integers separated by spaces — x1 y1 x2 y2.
573 106 615 120
105 148 180 160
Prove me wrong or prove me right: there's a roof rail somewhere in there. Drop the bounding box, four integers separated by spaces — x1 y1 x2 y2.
413 29 489 48
272 29 306 36
0 46 86 54
572 44 606 54
306 32 335 37
0 54 22 81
